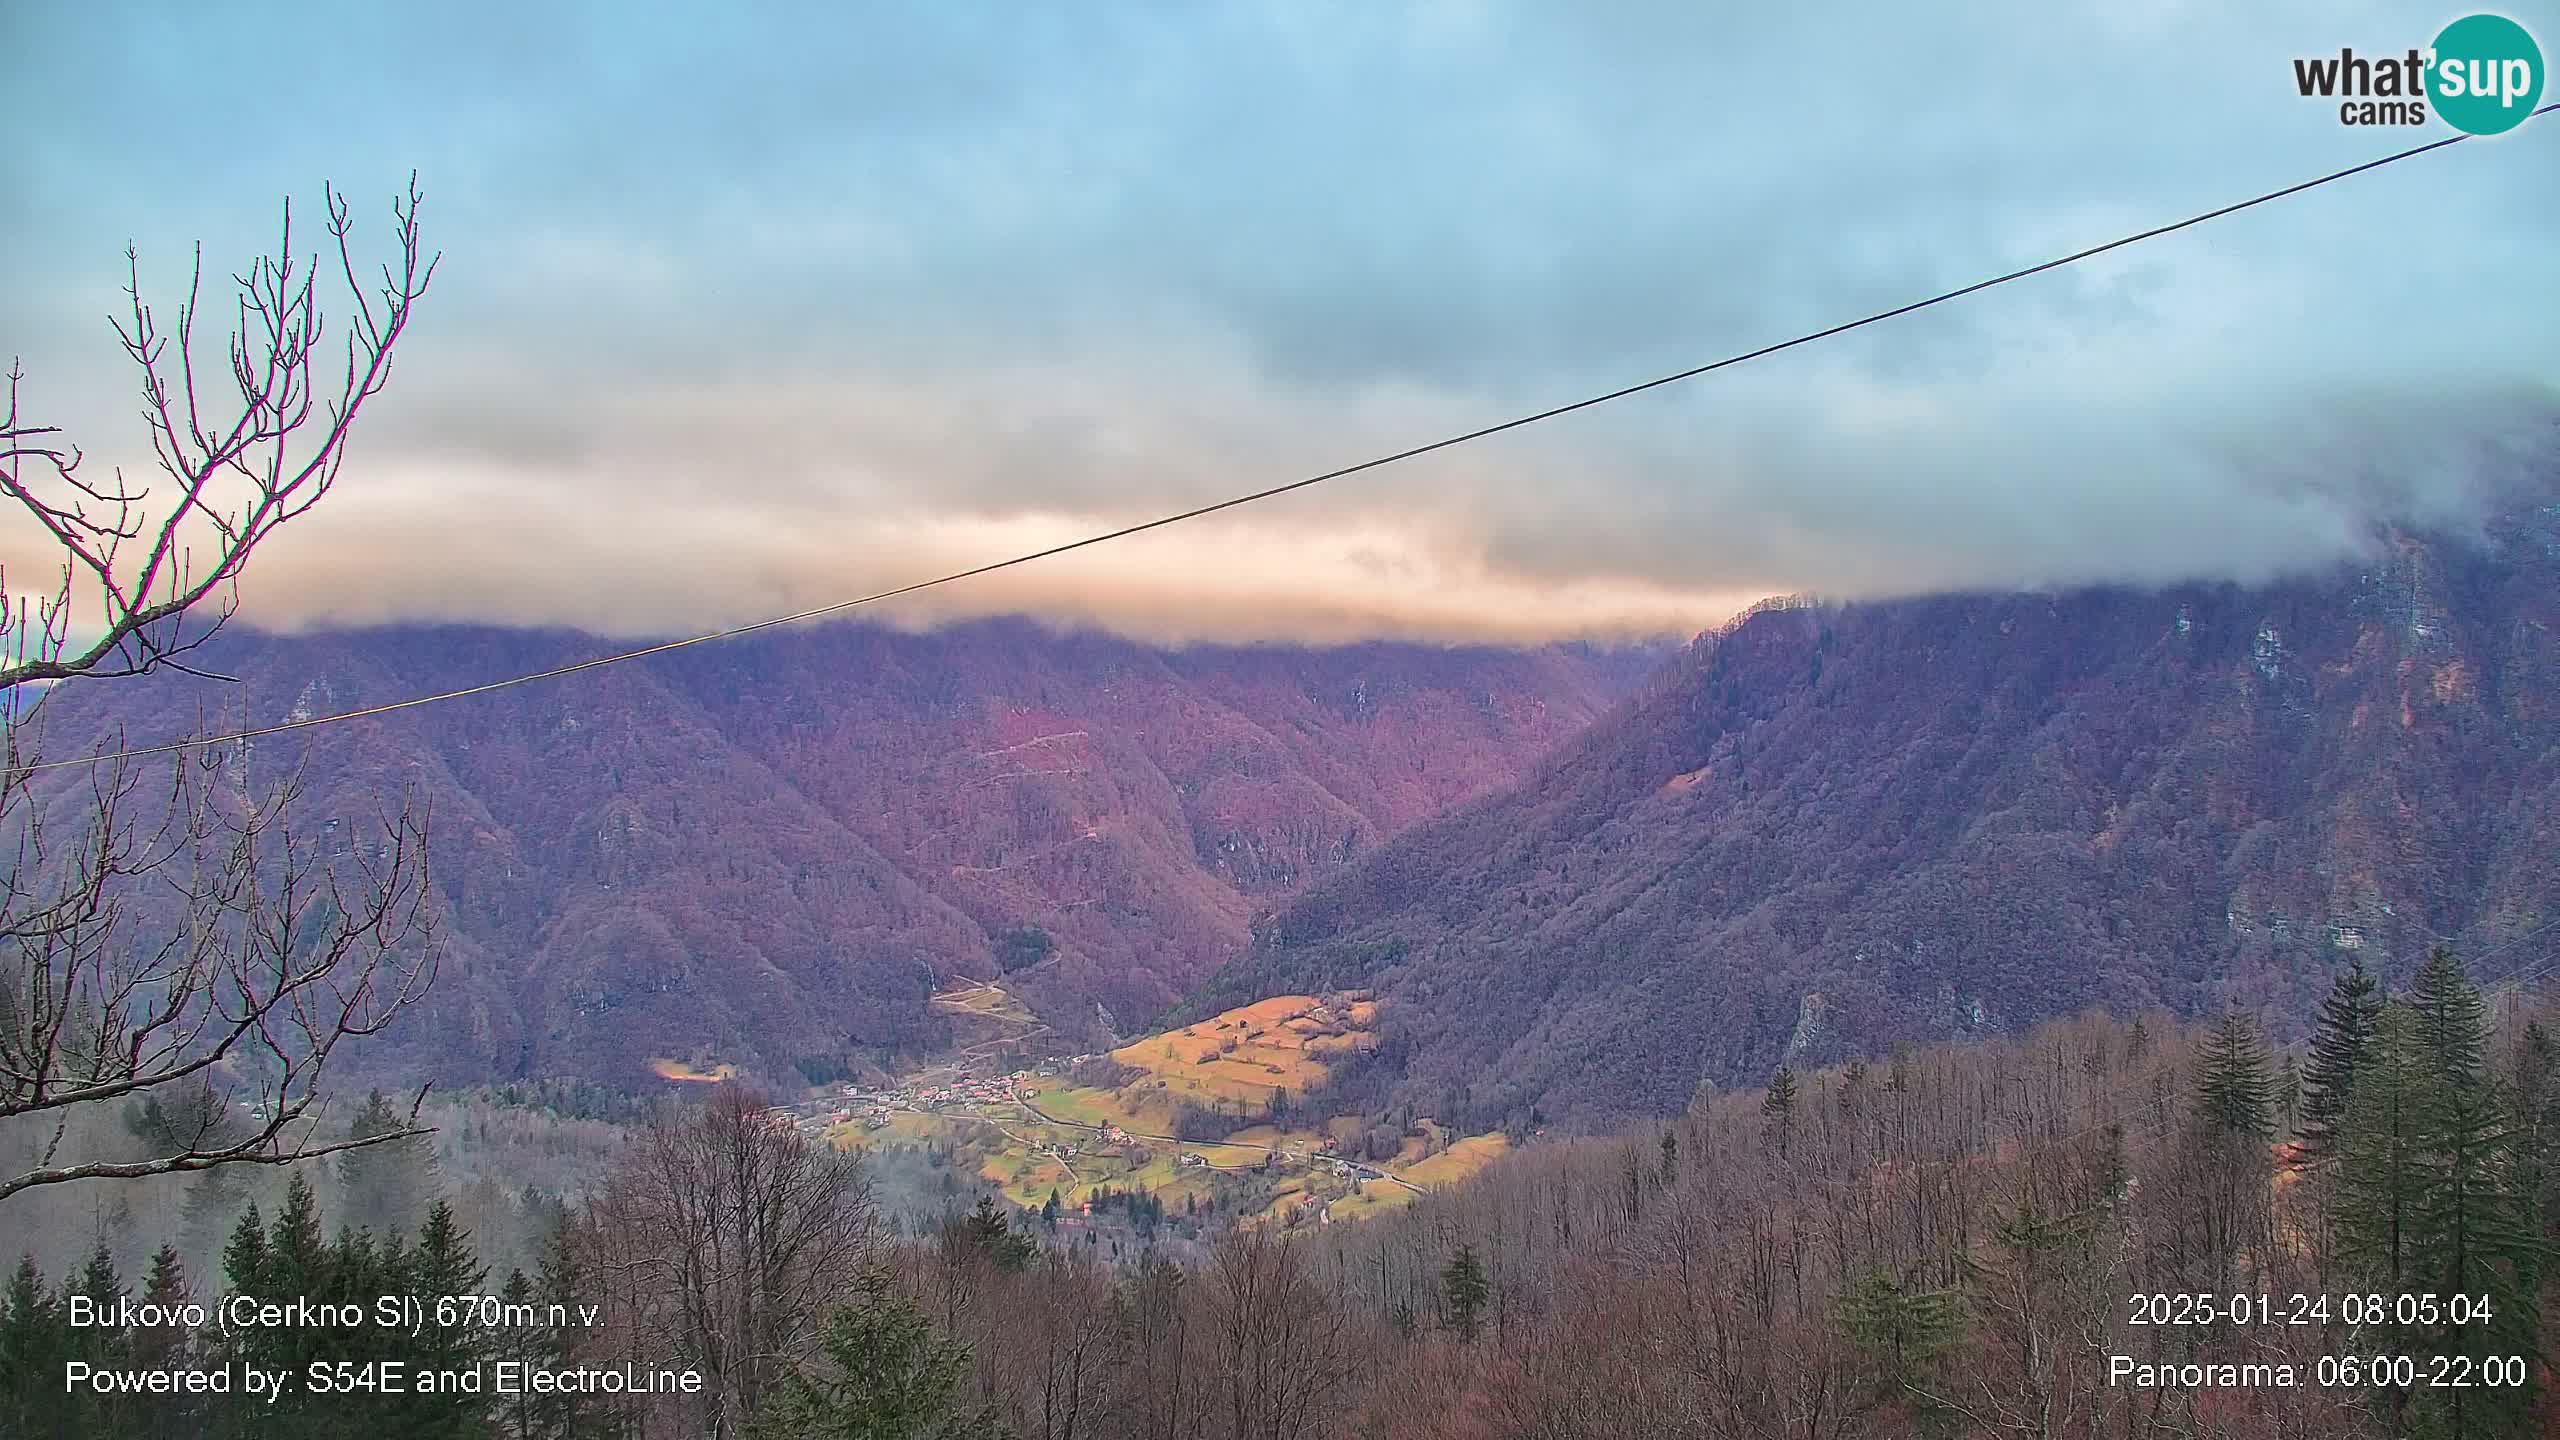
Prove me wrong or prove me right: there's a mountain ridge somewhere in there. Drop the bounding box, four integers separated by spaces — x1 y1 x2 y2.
31 616 1667 1087
1203 493 2560 1131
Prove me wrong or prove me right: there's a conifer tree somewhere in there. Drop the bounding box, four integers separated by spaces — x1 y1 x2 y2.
2410 945 2489 1088
340 1088 437 1239
222 1202 270 1299
2178 1014 2278 1286
1834 1267 1959 1413
2513 1022 2560 1243
268 1173 333 1302
2339 1004 2433 1296
180 1165 250 1270
2401 951 2539 1439
2193 1013 2275 1139
752 1269 1006 1440
0 1255 65 1439
66 1241 134 1437
526 1221 607 1440
223 1178 341 1440
408 1198 497 1431
2298 956 2383 1164
133 1247 198 1440
1763 1065 1800 1160
1440 1244 1489 1343
959 1196 1035 1273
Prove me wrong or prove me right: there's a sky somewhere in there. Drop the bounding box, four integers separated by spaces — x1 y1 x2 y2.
4 0 2556 648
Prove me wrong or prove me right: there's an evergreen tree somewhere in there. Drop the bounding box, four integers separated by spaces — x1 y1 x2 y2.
2339 1005 2434 1294
1833 1267 1959 1415
518 1221 607 1440
2193 1013 2275 1138
493 1269 542 1440
214 1180 332 1440
1763 1065 1800 1159
957 1196 1035 1273
2180 1014 2278 1286
134 1246 198 1440
221 1202 270 1298
397 1199 496 1440
751 1269 1008 1440
67 1241 134 1437
339 1088 436 1239
0 1255 66 1440
2514 1023 2560 1246
1440 1244 1489 1343
179 1164 250 1270
2410 945 2488 1089
2402 952 2540 1439
2298 956 2384 1164
267 1173 333 1301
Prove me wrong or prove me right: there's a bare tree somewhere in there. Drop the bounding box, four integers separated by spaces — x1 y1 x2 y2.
0 179 439 1202
1204 1227 1359 1440
580 1086 883 1439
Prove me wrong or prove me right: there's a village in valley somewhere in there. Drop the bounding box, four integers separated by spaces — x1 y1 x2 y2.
748 988 1510 1234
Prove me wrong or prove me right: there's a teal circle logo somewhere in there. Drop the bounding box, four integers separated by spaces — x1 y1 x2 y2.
2430 14 2545 135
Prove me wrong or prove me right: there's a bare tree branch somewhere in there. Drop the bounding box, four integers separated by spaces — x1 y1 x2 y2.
0 173 436 697
0 180 440 1203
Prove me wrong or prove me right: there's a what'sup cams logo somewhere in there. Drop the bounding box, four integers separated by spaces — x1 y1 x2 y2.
2292 12 2545 134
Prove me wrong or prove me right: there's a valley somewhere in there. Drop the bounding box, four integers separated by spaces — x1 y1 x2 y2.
779 985 1508 1228
25 618 1661 1092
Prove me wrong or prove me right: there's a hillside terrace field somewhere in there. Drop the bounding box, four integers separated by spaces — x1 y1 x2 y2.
1105 993 1377 1107
649 1057 739 1083
929 982 1040 1026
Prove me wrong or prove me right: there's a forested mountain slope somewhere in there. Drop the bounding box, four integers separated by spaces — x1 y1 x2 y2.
1210 493 2560 1130
30 618 1659 1085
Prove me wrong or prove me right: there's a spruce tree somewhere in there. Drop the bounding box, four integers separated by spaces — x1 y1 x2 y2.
2402 951 2539 1439
339 1088 436 1239
1763 1065 1800 1159
179 1165 250 1271
1441 1244 1489 1342
267 1173 333 1300
404 1199 496 1439
752 1269 1005 1440
68 1241 134 1437
0 1255 66 1440
221 1202 269 1298
1834 1267 1959 1413
235 1178 342 1440
2298 956 2383 1164
959 1196 1034 1272
493 1269 541 1440
2410 945 2490 1089
2193 1013 2275 1138
2338 1004 2432 1295
213 1201 280 1439
2179 1013 2278 1286
522 1221 605 1440
134 1247 197 1440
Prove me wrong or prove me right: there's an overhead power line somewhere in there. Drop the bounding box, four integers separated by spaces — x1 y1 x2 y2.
30 103 2557 773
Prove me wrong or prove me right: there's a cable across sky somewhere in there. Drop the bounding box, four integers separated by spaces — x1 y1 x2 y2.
32 103 2557 774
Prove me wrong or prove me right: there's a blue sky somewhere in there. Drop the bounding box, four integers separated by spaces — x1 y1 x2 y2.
5 1 2555 643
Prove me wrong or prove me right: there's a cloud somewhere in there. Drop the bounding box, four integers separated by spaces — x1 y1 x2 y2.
3 0 2555 647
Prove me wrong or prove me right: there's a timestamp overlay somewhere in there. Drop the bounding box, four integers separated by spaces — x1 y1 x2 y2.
2109 1291 2528 1394
60 1290 702 1407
